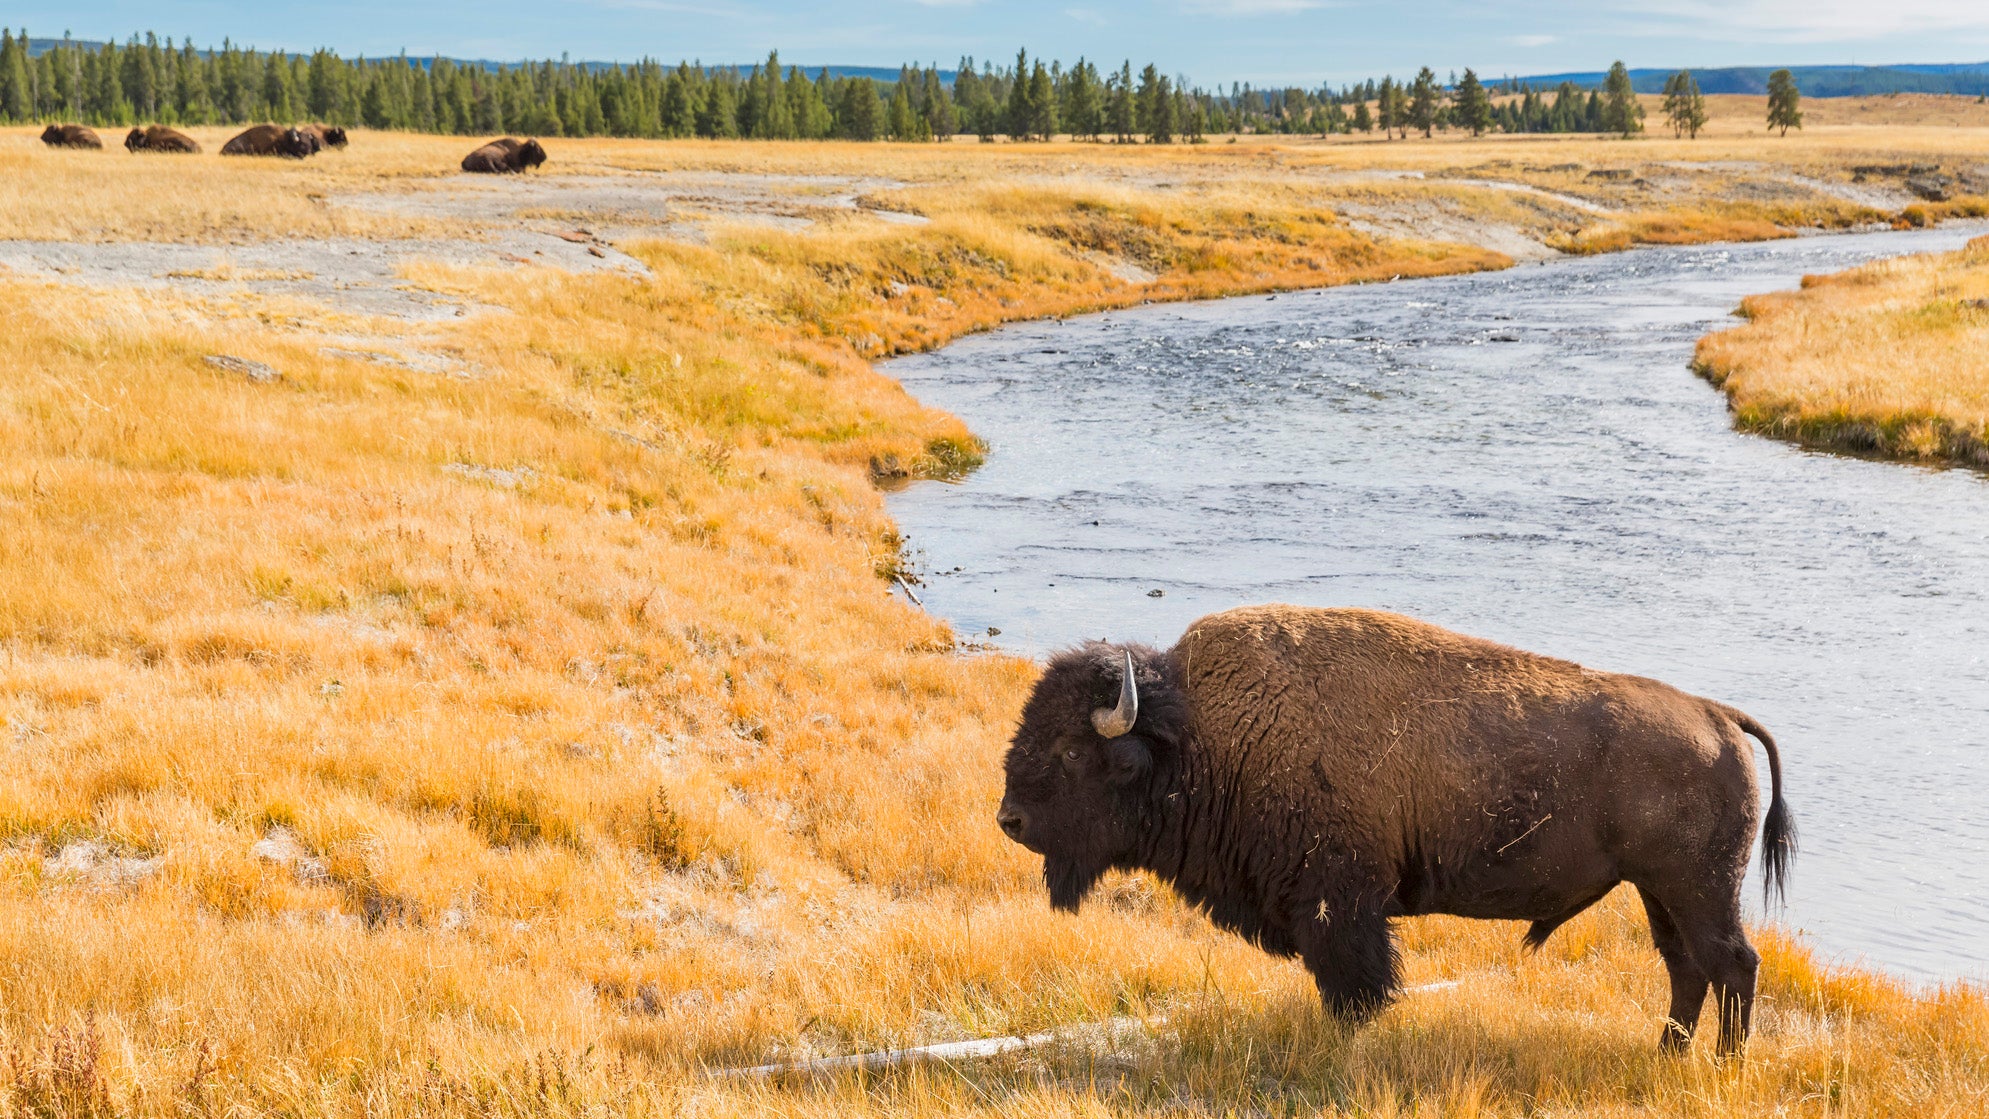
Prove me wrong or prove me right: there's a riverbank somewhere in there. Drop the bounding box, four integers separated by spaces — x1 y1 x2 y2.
1695 233 1989 469
1 124 1987 1115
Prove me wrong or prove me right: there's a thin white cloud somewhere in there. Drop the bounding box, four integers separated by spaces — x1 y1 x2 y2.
1505 34 1558 48
1065 7 1111 25
587 0 767 19
1179 0 1329 14
1660 0 1989 41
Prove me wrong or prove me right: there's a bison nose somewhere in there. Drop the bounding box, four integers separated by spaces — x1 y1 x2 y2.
997 805 1026 840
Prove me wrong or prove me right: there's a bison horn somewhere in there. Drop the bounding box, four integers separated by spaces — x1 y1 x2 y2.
1091 650 1139 738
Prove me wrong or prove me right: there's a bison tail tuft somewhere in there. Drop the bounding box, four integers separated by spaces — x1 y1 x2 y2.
1727 706 1796 907
1761 787 1797 907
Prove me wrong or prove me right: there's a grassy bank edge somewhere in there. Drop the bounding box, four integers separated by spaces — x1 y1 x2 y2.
1693 231 1989 472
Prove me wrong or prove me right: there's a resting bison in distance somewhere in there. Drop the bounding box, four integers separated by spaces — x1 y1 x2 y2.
461 137 546 174
125 125 200 153
222 124 317 158
997 605 1795 1056
41 124 103 149
299 123 348 149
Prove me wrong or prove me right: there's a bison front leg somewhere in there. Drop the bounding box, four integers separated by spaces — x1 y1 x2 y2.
1295 906 1399 1022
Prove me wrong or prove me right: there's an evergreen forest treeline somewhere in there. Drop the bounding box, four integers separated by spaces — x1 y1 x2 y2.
2 29 1723 142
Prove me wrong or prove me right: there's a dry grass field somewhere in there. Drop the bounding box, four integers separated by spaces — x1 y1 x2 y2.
1 104 1987 1116
1695 234 1989 469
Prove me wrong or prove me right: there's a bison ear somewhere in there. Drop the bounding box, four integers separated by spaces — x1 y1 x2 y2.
1105 735 1151 787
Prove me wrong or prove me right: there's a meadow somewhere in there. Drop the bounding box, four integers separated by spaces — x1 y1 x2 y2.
1695 234 1989 469
1 104 1987 1115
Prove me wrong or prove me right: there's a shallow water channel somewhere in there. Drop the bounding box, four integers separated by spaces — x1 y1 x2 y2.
886 226 1989 986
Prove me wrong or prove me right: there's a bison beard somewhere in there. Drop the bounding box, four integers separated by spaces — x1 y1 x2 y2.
1044 856 1106 913
997 606 1795 1055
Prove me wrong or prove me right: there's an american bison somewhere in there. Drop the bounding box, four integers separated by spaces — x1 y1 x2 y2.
461 137 546 174
41 124 103 149
299 123 348 149
125 125 201 153
998 605 1795 1055
221 124 318 158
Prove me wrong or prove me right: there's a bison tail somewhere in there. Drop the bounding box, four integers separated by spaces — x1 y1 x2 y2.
1726 707 1796 907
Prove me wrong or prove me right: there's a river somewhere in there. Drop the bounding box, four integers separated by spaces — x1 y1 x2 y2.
885 225 1989 986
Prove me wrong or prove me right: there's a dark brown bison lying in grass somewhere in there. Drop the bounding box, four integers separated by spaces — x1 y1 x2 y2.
41 124 103 149
998 605 1795 1056
461 137 546 174
299 124 348 149
125 125 200 153
222 124 318 158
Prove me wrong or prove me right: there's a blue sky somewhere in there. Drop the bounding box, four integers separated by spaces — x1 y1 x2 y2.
14 0 1989 86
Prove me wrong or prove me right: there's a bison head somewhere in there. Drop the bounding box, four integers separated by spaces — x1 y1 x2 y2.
41 125 61 145
124 127 147 151
278 128 317 158
519 139 548 170
321 126 348 148
998 643 1179 912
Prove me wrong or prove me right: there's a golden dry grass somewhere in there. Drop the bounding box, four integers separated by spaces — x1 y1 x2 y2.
0 118 1986 1115
1695 234 1989 468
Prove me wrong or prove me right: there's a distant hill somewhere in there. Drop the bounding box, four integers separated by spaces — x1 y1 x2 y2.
1513 63 1989 98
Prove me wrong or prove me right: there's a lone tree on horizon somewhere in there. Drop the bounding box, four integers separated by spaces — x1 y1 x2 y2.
1452 67 1491 136
1662 69 1708 138
1601 61 1643 137
1767 68 1802 136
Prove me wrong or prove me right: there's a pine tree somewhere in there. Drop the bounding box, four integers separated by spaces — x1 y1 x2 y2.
1451 67 1490 136
839 75 882 140
1662 70 1707 139
1027 60 1056 139
1766 69 1801 136
793 67 833 138
176 39 208 122
757 52 794 138
123 35 159 120
887 75 920 140
1375 76 1397 138
1178 87 1202 141
696 78 736 137
262 52 292 121
1351 96 1373 134
1005 48 1032 140
308 49 341 121
1063 58 1102 139
920 66 955 140
1108 61 1134 142
1136 63 1172 143
1601 61 1642 137
0 30 30 121
1407 67 1439 138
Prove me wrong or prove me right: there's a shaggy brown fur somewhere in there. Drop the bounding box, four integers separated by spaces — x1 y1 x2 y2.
221 124 317 158
299 124 348 149
461 137 547 174
998 605 1794 1056
41 124 103 149
124 126 201 153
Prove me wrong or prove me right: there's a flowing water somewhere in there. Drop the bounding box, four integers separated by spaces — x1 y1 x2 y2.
885 226 1989 985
